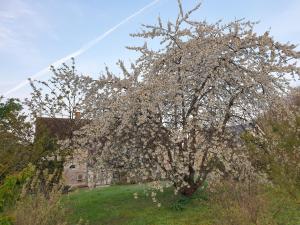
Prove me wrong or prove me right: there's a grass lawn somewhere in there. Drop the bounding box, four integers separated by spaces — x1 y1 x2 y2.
64 184 214 225
64 184 300 225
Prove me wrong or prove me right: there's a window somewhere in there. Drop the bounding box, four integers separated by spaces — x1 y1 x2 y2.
69 164 76 169
77 174 83 182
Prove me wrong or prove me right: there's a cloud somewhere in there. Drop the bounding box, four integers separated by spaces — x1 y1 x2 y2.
4 0 161 96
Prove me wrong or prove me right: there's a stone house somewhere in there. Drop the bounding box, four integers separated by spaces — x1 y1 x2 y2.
35 114 114 189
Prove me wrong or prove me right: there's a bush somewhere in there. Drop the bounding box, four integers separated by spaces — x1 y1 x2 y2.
14 191 65 225
172 182 208 211
0 165 34 213
0 216 13 225
211 180 275 225
13 190 88 225
243 102 300 200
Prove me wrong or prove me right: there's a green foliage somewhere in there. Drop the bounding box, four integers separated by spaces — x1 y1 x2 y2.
172 182 208 211
0 96 67 196
0 165 34 213
0 98 24 127
171 196 191 211
0 166 86 225
29 130 64 195
0 216 13 225
243 103 300 200
0 97 32 183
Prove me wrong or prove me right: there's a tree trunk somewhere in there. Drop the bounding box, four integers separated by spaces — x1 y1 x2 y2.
179 183 199 197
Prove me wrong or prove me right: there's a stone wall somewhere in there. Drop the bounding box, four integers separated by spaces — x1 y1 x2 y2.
63 155 88 188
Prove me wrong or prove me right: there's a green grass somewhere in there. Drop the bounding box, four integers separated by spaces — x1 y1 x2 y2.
64 184 214 225
264 187 300 225
64 184 300 225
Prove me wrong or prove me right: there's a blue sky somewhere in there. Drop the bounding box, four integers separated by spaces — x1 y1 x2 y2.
1 0 300 99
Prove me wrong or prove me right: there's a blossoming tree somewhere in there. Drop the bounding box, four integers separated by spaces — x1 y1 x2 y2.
26 58 93 119
74 1 300 196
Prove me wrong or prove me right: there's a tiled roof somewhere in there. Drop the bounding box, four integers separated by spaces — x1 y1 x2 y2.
35 117 89 140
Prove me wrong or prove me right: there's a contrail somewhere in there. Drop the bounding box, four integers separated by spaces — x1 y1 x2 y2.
5 0 160 96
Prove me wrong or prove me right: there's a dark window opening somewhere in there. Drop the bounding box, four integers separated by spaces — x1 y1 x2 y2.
77 174 83 182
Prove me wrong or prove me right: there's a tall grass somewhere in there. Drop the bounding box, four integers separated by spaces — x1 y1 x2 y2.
13 190 88 225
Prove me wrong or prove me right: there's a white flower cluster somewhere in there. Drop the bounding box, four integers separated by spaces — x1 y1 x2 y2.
67 1 300 196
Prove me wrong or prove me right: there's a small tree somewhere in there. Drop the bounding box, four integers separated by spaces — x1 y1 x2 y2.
74 1 300 196
0 97 32 182
25 59 93 193
26 58 92 119
244 88 300 200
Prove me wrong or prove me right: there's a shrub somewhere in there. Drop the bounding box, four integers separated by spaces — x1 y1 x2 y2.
0 165 34 213
211 180 275 225
0 215 13 225
172 182 208 211
243 99 300 200
13 190 88 225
